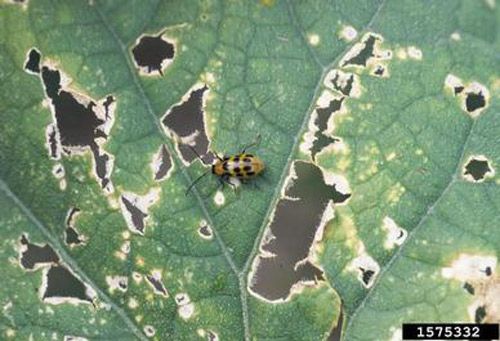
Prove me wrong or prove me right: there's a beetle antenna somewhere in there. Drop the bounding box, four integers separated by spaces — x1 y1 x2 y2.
187 145 209 165
241 134 262 153
185 169 211 196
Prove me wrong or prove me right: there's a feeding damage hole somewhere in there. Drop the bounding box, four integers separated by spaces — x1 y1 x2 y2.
145 270 169 297
381 216 407 249
340 33 391 68
442 253 499 323
463 156 494 182
328 306 343 341
300 90 345 160
65 207 85 246
444 75 490 118
131 31 175 76
197 219 213 240
324 69 360 98
42 265 96 305
348 252 380 288
19 234 59 270
175 293 195 320
106 275 128 293
161 83 214 165
198 329 219 341
248 161 351 302
151 144 174 182
24 48 116 194
18 235 95 305
119 188 160 235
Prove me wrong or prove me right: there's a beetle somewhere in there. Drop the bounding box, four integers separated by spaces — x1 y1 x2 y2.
185 135 265 195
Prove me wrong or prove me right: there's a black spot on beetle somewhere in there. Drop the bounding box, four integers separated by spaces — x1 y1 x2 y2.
132 33 175 75
464 158 492 181
243 165 252 172
463 282 475 295
233 167 241 173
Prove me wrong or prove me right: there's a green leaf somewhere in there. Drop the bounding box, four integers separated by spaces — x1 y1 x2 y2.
0 1 498 340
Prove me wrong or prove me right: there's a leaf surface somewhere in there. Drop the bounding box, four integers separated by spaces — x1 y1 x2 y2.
0 1 498 340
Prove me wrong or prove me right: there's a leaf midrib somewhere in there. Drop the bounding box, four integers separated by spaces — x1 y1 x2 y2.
343 116 478 338
1 1 389 340
0 178 148 341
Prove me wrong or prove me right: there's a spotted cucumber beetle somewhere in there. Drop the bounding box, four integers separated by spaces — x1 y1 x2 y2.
185 135 265 195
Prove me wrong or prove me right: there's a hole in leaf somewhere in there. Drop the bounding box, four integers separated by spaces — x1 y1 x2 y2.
249 161 351 301
465 91 486 113
162 84 214 164
360 267 375 286
119 189 160 235
342 34 379 67
65 207 84 246
19 234 59 270
42 265 95 304
28 54 116 193
327 306 343 341
120 196 148 234
463 157 493 181
311 97 343 160
131 32 175 75
151 144 173 181
24 48 40 74
146 272 169 297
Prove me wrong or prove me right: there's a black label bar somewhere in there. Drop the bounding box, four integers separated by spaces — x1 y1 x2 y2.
402 323 499 340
